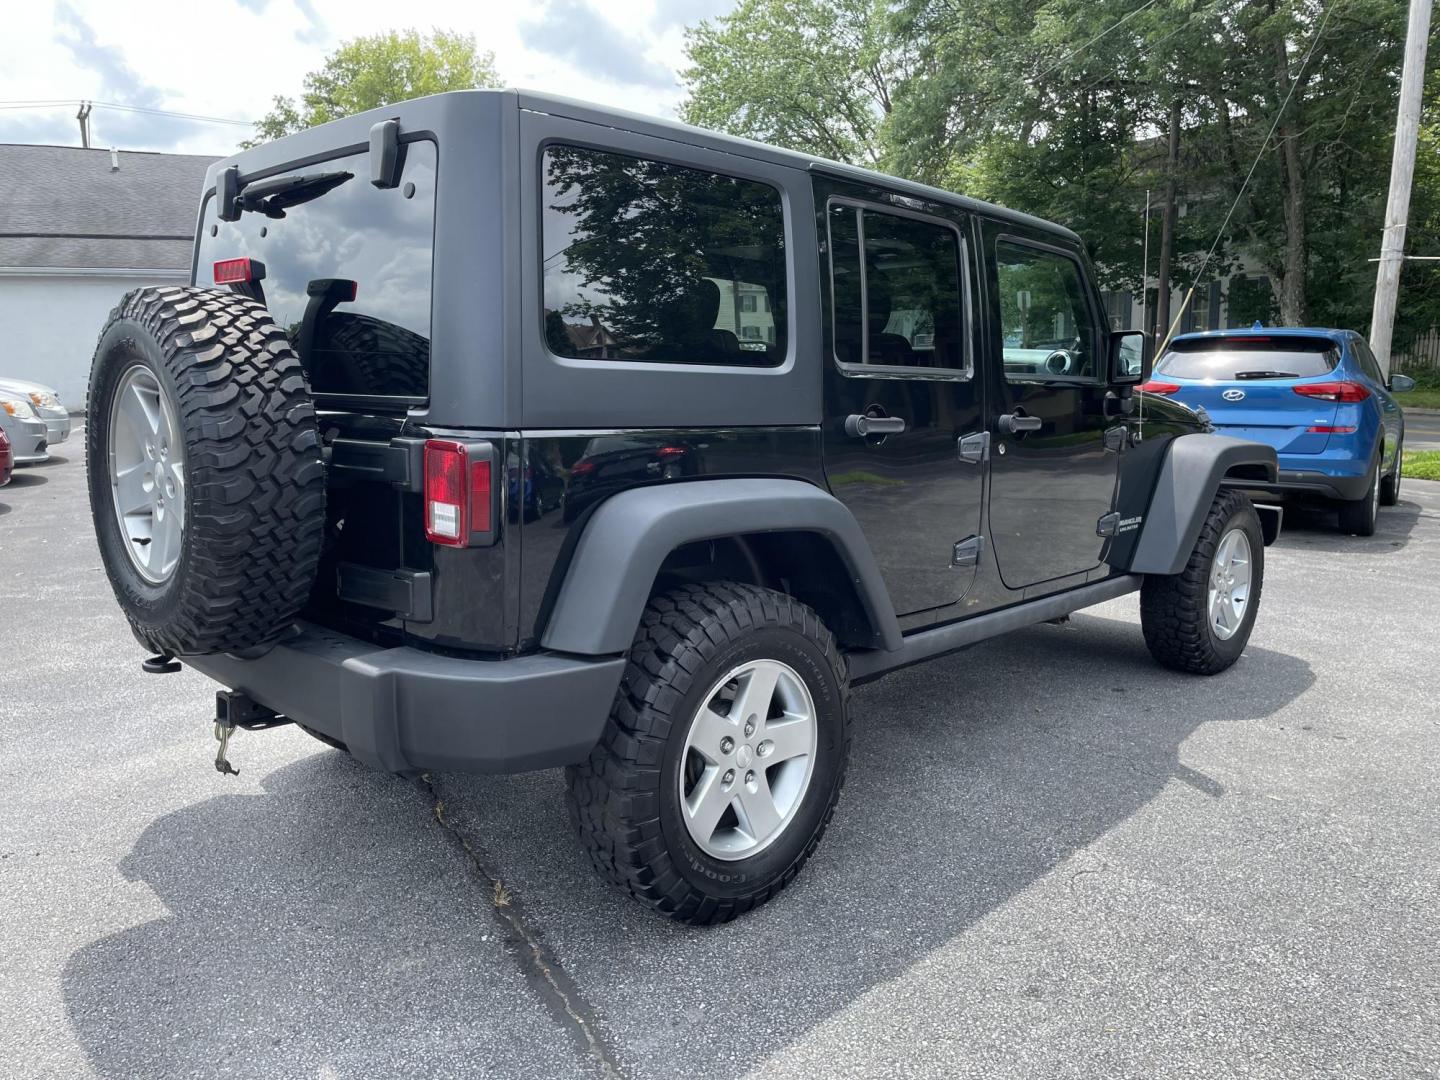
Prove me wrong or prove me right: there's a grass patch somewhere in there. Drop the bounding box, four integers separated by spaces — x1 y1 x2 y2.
827 469 905 487
1396 388 1440 410
1401 450 1440 481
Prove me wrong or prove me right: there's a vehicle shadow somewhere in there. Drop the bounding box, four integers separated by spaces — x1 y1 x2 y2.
61 616 1314 1079
4 470 48 488
1272 495 1423 553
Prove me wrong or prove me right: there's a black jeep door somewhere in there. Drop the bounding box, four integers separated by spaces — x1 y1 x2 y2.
982 228 1120 591
819 186 986 623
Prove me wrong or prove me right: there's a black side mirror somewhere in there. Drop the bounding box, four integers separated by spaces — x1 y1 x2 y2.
1110 330 1152 386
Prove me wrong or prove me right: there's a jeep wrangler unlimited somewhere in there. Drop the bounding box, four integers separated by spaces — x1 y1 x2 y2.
87 91 1278 924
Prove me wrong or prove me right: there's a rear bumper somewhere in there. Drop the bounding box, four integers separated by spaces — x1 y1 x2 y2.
1224 468 1371 502
182 621 625 775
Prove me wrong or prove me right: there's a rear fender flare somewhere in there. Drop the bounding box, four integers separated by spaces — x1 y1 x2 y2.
1124 434 1278 576
540 478 902 656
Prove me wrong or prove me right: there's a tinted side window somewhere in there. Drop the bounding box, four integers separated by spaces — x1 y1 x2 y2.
1351 337 1384 383
827 203 968 374
994 240 1099 381
195 141 436 400
541 146 787 367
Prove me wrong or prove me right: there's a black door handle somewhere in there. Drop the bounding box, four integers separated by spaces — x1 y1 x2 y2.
997 412 1042 435
844 414 907 438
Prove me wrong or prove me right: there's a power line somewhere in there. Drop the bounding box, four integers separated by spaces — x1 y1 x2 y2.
1156 0 1342 352
1028 0 1161 86
0 98 253 127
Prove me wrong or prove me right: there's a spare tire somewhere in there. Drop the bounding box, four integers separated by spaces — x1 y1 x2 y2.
86 286 326 656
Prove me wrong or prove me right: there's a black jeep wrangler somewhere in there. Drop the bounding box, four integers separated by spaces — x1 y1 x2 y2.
86 91 1278 924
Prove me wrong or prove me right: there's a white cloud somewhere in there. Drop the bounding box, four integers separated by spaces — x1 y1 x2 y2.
0 0 734 155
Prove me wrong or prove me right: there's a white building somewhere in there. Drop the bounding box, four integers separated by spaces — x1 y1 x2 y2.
0 144 216 409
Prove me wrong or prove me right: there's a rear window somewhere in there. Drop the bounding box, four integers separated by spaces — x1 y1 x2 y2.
1156 337 1339 380
195 141 437 402
541 145 787 367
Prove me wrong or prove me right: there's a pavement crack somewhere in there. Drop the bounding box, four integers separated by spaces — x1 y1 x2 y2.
417 775 625 1079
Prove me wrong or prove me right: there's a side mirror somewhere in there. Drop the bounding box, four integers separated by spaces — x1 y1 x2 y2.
1109 329 1152 386
1390 373 1416 393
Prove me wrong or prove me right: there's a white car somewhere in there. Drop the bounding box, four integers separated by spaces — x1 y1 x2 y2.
0 378 70 446
0 392 49 464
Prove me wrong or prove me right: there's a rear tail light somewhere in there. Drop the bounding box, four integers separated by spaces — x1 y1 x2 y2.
1140 380 1181 394
655 446 687 461
1293 381 1370 403
213 257 265 285
1307 425 1357 434
423 439 494 547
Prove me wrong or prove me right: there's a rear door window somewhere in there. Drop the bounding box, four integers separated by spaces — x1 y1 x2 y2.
1156 337 1339 380
541 145 787 367
195 141 437 402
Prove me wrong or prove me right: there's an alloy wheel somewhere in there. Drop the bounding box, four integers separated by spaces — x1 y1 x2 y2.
1208 527 1252 641
108 365 185 584
679 658 818 860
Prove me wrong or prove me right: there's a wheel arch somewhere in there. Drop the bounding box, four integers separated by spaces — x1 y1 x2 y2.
539 478 902 655
1121 434 1277 577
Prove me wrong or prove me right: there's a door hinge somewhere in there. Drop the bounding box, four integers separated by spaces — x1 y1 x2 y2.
957 431 990 464
1096 511 1121 537
1103 425 1127 453
952 535 985 568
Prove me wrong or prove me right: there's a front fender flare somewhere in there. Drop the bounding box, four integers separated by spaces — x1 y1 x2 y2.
540 478 903 656
1123 434 1278 576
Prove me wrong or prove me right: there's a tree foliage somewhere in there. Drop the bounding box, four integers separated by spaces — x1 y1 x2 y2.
244 30 499 148
681 0 1436 342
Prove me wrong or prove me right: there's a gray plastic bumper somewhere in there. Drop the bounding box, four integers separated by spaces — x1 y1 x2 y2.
182 622 625 775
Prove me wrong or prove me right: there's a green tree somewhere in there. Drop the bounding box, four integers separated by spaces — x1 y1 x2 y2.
681 0 902 166
244 29 499 147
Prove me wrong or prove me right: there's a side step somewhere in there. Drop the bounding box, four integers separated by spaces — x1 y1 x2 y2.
847 574 1143 684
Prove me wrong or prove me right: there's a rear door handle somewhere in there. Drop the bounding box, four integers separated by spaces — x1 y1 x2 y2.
997 412 1042 435
844 414 906 438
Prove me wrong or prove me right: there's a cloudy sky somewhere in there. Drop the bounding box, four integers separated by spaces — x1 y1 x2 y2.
0 0 734 156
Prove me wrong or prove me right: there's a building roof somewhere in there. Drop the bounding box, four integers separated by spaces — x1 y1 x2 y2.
0 144 216 271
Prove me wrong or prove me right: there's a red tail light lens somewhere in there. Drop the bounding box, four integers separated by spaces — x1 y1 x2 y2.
1140 380 1181 394
423 440 494 546
213 257 263 285
1307 425 1357 434
1293 381 1370 403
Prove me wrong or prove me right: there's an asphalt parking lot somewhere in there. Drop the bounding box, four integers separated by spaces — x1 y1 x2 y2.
2 436 1438 1080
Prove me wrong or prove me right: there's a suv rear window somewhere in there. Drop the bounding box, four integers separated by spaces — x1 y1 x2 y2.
1156 337 1339 380
195 141 437 402
541 145 787 367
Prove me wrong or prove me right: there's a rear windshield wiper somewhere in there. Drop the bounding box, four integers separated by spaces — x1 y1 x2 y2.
1233 369 1300 380
235 170 354 219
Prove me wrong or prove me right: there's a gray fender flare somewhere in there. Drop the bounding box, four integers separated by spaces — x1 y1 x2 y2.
540 478 903 656
1127 434 1278 576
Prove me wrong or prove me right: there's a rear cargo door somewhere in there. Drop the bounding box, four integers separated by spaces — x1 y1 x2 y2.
1153 336 1341 454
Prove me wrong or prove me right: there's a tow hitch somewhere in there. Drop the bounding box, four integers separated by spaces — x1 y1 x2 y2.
212 690 292 777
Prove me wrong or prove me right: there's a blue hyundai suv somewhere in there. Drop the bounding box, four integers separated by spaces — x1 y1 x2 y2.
1144 327 1413 535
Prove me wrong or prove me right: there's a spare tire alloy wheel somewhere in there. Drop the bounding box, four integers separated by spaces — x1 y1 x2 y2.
87 286 326 658
108 365 186 584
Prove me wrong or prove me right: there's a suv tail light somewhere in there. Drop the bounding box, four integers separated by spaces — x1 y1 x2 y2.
1293 381 1370 403
213 257 265 285
423 439 495 547
1140 380 1180 394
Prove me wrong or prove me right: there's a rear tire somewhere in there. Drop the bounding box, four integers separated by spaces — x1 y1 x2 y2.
1141 489 1264 675
566 582 850 924
1379 438 1402 507
1337 458 1381 536
86 287 326 656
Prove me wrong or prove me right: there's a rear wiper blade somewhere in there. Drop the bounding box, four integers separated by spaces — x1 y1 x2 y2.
235 170 354 219
1233 369 1299 380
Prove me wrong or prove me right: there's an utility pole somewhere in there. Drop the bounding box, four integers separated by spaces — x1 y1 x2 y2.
1153 98 1181 344
1369 0 1432 377
75 101 92 148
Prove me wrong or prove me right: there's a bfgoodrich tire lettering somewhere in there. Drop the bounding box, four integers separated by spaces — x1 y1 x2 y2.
1140 489 1264 675
86 286 326 656
565 582 850 924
